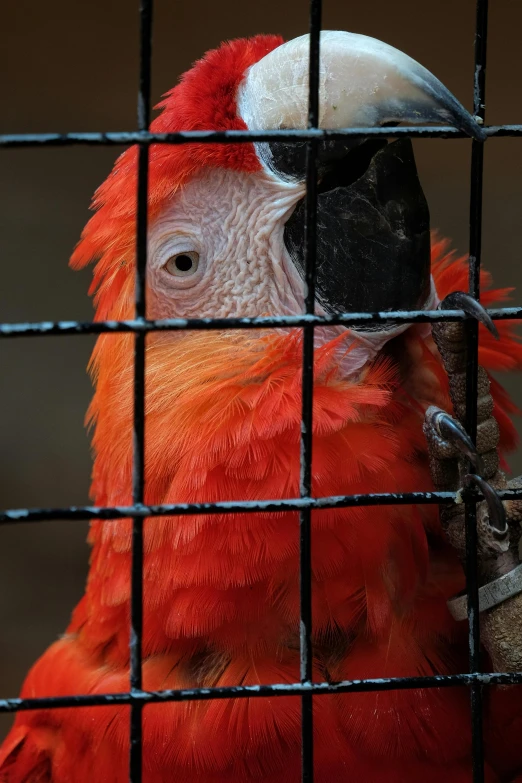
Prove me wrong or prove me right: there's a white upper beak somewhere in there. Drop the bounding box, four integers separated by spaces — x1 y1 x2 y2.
237 31 484 141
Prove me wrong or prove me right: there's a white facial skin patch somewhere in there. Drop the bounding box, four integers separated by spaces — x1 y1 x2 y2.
147 168 305 321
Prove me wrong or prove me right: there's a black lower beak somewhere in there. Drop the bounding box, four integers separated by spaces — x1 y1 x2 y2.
282 138 431 327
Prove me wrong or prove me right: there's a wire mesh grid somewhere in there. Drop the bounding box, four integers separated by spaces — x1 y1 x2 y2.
2 0 522 781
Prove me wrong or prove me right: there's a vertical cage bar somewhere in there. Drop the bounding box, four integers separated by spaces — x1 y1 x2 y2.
129 0 153 781
299 1 322 781
466 0 488 781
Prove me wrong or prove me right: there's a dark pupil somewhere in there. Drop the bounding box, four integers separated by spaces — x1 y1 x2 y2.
175 254 193 272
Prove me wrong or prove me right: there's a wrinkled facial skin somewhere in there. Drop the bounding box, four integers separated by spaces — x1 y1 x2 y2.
147 169 306 320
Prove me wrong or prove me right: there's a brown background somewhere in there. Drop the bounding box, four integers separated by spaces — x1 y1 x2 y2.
1 0 521 740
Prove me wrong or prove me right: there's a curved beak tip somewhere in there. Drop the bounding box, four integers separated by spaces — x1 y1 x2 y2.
471 117 488 142
450 108 487 142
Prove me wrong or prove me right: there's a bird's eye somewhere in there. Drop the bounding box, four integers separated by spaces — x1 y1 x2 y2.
164 251 199 277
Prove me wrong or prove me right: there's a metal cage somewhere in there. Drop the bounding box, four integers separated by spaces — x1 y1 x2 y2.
2 0 522 781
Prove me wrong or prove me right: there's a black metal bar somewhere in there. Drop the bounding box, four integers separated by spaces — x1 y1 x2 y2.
299 6 322 780
465 0 489 780
1 124 522 148
129 1 153 780
0 490 473 527
2 306 521 339
1 671 522 716
6 484 522 527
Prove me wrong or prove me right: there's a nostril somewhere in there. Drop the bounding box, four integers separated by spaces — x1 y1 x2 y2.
318 139 388 194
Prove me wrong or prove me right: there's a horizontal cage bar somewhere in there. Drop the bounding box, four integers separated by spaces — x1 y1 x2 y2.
4 487 522 524
1 671 522 715
1 306 522 338
0 125 521 148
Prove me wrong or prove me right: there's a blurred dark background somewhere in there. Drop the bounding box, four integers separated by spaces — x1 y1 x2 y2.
1 0 521 740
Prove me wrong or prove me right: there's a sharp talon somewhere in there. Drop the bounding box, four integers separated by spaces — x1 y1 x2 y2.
440 291 499 340
434 410 484 475
464 474 508 536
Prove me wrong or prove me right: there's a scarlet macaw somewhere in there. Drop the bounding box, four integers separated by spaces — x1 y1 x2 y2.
2 31 522 782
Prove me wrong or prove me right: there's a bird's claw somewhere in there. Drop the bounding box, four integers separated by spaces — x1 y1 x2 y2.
423 407 511 563
464 474 508 538
439 290 499 340
429 407 484 474
423 290 522 670
423 291 521 569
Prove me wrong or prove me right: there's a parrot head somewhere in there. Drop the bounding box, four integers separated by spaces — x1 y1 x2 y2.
69 31 483 505
71 32 482 324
